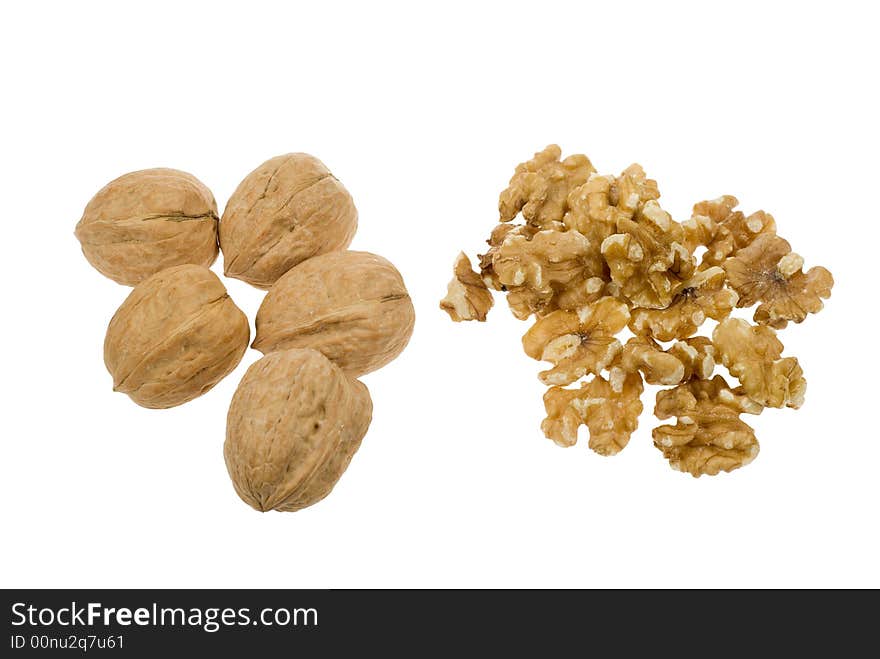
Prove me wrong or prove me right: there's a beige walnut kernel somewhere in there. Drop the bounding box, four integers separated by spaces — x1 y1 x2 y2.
75 168 219 286
629 266 738 341
104 265 249 409
224 349 373 513
492 229 606 319
522 297 630 386
684 196 777 267
723 234 833 328
563 165 660 240
620 336 686 385
712 318 806 409
601 201 695 309
440 252 494 322
220 153 358 289
498 145 595 227
667 337 716 381
542 370 644 454
254 251 415 377
653 376 763 477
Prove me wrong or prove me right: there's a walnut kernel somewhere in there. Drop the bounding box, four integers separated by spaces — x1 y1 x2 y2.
521 297 629 386
653 376 763 477
601 201 694 309
498 145 595 227
628 266 738 341
712 318 806 409
440 252 494 322
723 234 833 329
542 369 643 455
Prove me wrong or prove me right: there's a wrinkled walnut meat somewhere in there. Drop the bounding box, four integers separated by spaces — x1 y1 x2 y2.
712 318 806 409
542 368 643 454
522 297 629 386
441 145 834 476
629 266 738 341
653 376 763 477
601 200 694 309
440 252 494 322
723 234 833 329
499 144 595 227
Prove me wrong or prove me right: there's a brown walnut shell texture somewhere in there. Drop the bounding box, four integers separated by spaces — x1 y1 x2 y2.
104 265 249 409
253 251 415 377
224 349 373 513
220 153 358 289
75 168 219 286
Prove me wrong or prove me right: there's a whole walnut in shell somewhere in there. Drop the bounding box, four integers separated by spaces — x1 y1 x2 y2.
104 264 249 409
220 153 358 289
224 348 373 512
253 250 415 376
75 168 219 286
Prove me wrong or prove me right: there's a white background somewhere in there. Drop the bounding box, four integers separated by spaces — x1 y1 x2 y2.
1 1 877 588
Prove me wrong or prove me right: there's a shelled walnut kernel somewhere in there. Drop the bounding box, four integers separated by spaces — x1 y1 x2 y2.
441 145 834 477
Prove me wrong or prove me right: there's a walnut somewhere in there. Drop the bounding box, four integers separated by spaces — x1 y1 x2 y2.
620 336 685 385
224 349 373 512
498 145 595 227
75 168 219 286
653 376 763 477
220 153 358 289
601 200 695 309
667 337 716 381
254 251 415 377
542 368 643 454
521 297 629 386
478 223 519 287
492 228 606 319
563 165 660 240
683 196 777 267
712 318 806 409
723 234 833 328
493 229 600 292
628 266 738 341
104 265 249 409
440 252 494 322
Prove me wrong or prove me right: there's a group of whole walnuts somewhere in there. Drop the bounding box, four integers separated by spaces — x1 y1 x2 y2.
75 153 414 512
441 145 833 477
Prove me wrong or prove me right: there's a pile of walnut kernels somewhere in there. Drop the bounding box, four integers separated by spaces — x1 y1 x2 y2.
441 145 833 477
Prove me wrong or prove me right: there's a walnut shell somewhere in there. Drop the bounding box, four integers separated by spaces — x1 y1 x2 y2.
104 264 249 409
220 153 358 289
253 250 415 376
75 168 219 286
224 349 373 512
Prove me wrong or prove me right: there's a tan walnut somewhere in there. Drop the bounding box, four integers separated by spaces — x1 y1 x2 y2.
253 251 415 377
492 228 606 319
712 318 806 409
601 200 695 309
542 368 643 454
653 375 763 477
220 153 358 289
498 145 595 227
75 168 219 286
628 266 738 341
563 165 660 239
521 297 630 386
683 196 776 267
104 265 249 409
723 234 833 329
224 349 373 513
440 252 494 322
